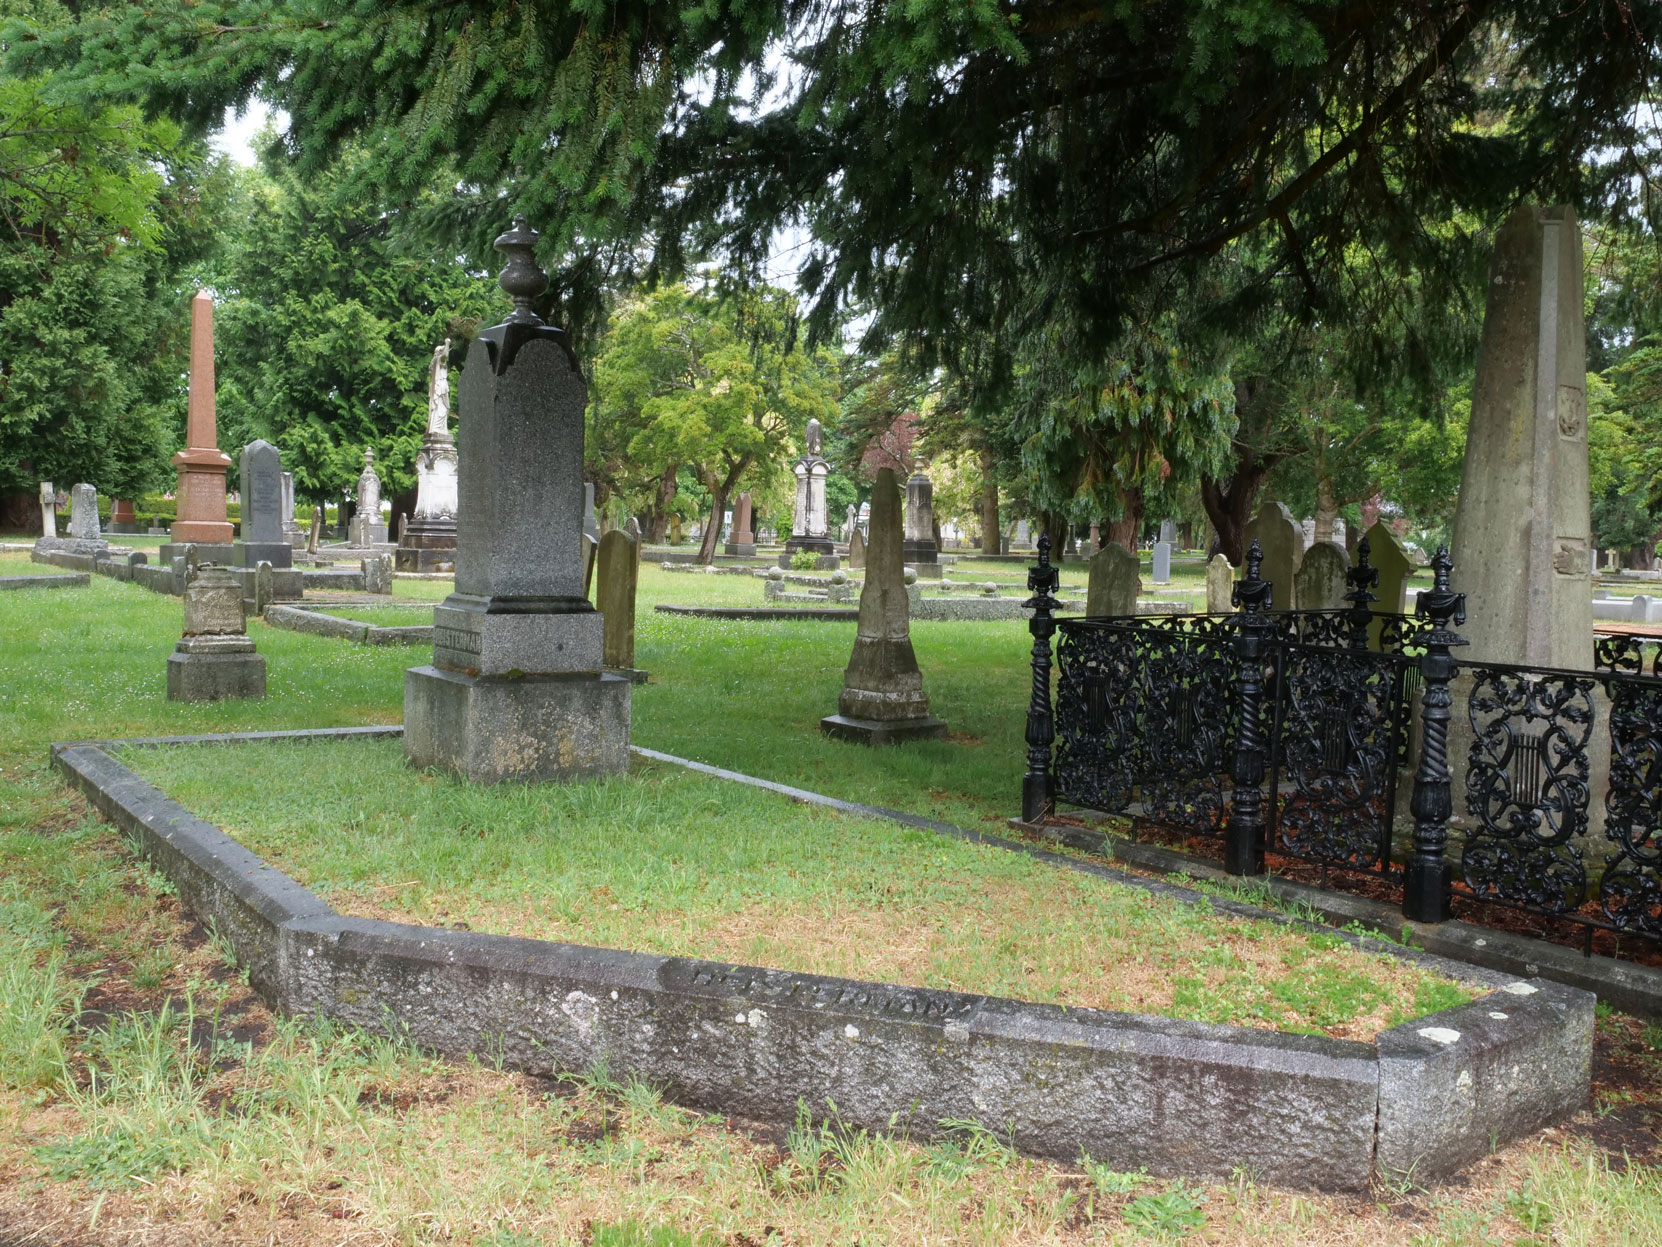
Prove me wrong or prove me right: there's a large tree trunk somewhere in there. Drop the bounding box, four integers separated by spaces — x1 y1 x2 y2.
643 464 678 542
1201 378 1297 565
1629 523 1662 571
696 485 727 564
978 448 999 551
1102 484 1145 552
0 491 38 533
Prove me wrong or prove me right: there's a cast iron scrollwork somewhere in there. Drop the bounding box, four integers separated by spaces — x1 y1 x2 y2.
1601 674 1662 935
1462 666 1595 913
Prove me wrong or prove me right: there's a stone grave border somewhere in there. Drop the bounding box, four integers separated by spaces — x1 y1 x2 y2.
0 572 90 591
263 603 434 647
49 725 1591 1193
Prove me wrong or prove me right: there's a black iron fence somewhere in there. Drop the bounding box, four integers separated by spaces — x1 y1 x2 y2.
1021 533 1662 948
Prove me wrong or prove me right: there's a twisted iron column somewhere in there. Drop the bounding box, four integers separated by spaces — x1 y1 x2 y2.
1225 541 1274 876
1021 532 1062 824
1403 546 1467 922
1345 535 1379 652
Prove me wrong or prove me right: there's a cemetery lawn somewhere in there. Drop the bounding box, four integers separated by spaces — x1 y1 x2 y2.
126 736 1471 1041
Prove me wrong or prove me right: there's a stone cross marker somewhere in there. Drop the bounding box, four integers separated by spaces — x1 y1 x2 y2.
1151 540 1172 584
821 467 945 745
1451 204 1593 668
405 218 629 783
1246 501 1303 610
68 483 101 541
1205 554 1233 613
169 291 234 546
237 440 293 569
38 481 55 538
598 528 644 681
1086 544 1140 617
399 339 461 572
1294 540 1350 611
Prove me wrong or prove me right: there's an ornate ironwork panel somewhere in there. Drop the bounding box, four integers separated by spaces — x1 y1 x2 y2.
1461 665 1595 914
1594 633 1662 677
1054 624 1141 814
1273 644 1408 871
1602 674 1662 936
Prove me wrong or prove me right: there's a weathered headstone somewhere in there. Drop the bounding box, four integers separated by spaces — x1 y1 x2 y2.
350 450 388 545
821 467 945 745
68 484 101 542
252 560 274 614
404 219 629 783
236 440 293 569
724 492 756 556
168 291 234 548
1294 540 1350 611
902 466 939 575
848 527 867 569
1151 541 1172 584
1246 501 1303 610
1086 544 1140 617
598 528 646 682
845 503 858 541
1363 521 1415 648
1451 204 1593 668
359 552 391 595
38 482 55 538
166 561 265 701
1206 554 1233 613
783 418 834 565
1158 519 1177 545
279 472 305 547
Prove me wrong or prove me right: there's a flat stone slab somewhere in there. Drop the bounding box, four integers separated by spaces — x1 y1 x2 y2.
820 713 949 746
48 728 1593 1193
0 573 89 591
263 604 433 646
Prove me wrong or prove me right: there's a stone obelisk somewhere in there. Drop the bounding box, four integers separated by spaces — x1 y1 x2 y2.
404 219 630 784
168 291 234 549
1451 205 1592 668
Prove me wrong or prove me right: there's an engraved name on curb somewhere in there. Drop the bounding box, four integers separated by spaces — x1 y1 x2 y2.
683 966 976 1019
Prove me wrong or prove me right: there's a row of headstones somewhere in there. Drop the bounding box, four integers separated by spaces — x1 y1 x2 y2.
1083 507 1416 618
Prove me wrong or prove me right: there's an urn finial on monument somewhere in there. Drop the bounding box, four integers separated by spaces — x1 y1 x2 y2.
405 217 629 784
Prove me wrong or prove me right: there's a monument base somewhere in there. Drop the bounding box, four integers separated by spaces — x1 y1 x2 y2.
109 521 142 535
236 541 294 570
906 561 942 579
166 649 266 701
819 714 948 747
404 665 630 784
723 542 757 557
159 541 235 566
605 666 651 685
781 537 835 567
171 520 235 544
396 518 459 573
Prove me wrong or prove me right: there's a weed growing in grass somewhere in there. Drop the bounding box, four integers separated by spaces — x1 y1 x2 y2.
590 1222 722 1246
0 944 79 1091
1122 1181 1208 1237
1079 1153 1145 1196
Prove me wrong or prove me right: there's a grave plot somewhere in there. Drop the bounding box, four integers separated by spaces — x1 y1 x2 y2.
122 735 1479 1044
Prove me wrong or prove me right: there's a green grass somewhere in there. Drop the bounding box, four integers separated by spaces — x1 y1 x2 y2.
125 736 1470 1038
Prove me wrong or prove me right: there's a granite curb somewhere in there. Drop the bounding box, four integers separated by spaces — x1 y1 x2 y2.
48 728 1592 1191
0 573 90 591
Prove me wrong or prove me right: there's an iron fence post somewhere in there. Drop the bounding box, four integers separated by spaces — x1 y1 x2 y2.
1345 535 1379 652
1403 546 1467 923
1021 532 1062 823
1225 541 1273 875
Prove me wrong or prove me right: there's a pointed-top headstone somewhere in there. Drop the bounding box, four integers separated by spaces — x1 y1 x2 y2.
821 467 945 744
1205 553 1233 613
237 440 293 569
1246 501 1302 610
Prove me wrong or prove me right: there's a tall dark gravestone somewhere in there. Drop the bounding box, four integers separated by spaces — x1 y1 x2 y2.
404 219 630 783
236 440 293 569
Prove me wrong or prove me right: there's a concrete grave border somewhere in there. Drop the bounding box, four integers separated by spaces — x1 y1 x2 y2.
263 603 433 647
0 573 90 591
50 726 1591 1193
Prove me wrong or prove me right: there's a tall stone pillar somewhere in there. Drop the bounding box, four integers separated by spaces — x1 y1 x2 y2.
168 291 234 548
404 219 629 783
1452 205 1592 668
38 482 55 538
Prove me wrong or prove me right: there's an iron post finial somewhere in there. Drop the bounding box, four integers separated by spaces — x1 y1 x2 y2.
1232 538 1273 614
1344 533 1379 649
1416 545 1467 634
494 217 548 326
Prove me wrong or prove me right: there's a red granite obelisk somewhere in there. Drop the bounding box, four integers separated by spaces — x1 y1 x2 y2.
170 291 234 544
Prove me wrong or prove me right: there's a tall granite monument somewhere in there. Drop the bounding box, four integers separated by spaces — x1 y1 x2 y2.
1451 205 1593 668
724 492 756 556
821 468 946 745
236 440 293 569
168 291 234 550
405 219 630 784
783 418 833 565
902 466 940 575
399 340 462 571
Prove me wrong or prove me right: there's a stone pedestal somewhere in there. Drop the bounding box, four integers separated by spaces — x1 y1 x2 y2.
400 350 461 572
110 499 140 534
404 218 629 784
166 563 264 701
902 469 939 567
1451 204 1593 669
